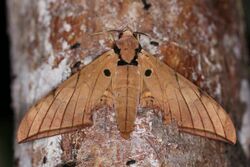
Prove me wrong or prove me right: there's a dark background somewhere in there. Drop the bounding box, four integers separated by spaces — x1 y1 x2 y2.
1 0 250 167
1 0 13 167
243 0 250 52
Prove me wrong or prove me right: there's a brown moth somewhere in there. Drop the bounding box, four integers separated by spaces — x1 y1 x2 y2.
17 29 236 144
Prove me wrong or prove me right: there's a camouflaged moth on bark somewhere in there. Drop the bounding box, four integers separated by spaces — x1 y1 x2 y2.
17 29 236 144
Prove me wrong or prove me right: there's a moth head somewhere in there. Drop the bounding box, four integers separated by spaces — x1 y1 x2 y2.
119 29 134 38
113 29 140 64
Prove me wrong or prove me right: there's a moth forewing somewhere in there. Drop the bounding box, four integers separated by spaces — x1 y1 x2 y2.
17 51 118 143
138 50 236 144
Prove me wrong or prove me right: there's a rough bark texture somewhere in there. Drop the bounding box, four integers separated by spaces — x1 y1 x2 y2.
9 0 249 166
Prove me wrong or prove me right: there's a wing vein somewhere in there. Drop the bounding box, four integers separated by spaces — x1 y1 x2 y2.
25 101 44 139
29 87 64 136
71 80 85 126
211 102 227 138
153 60 172 121
48 104 62 130
194 102 205 132
175 75 194 128
59 72 80 129
82 54 111 124
174 88 182 123
37 88 65 133
191 89 217 135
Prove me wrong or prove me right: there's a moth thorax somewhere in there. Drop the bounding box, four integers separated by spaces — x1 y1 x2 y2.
116 33 139 63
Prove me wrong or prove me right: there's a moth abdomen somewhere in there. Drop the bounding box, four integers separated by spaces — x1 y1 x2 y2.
112 65 141 138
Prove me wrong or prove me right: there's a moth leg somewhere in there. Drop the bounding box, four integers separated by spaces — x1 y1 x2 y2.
100 89 114 108
83 107 94 126
140 90 172 124
140 90 156 108
83 89 114 126
162 102 171 125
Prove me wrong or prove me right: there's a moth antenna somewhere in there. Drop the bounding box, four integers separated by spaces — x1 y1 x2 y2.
90 31 108 36
109 24 130 32
90 30 117 45
91 29 121 39
133 31 149 38
107 25 135 35
91 25 126 36
107 29 123 33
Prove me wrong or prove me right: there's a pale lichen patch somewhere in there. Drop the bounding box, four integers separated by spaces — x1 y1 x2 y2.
83 56 93 65
38 0 54 59
223 34 242 59
38 0 51 25
165 0 182 27
14 143 32 167
127 2 140 26
25 58 71 105
239 79 250 157
62 40 70 50
139 35 159 55
33 136 62 167
214 82 222 102
63 22 72 32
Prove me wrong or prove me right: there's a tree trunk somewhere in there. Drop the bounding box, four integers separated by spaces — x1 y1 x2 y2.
9 0 248 166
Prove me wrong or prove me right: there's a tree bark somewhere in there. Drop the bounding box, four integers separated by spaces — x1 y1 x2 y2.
9 0 248 166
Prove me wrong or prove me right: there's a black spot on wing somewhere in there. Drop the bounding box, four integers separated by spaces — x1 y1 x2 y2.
145 69 152 77
103 69 111 77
